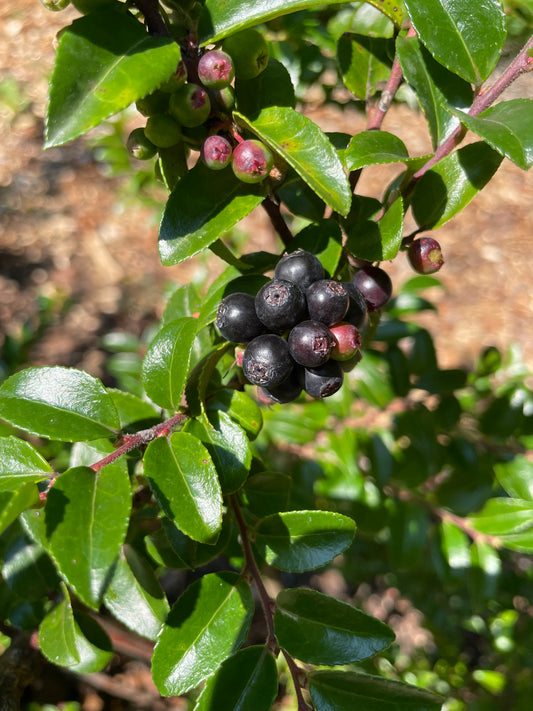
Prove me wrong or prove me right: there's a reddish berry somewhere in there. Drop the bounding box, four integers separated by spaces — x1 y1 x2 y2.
201 135 233 170
351 266 392 312
329 322 361 361
407 237 444 274
198 50 235 89
232 139 274 184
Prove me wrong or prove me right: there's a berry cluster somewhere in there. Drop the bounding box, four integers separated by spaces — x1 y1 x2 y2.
216 251 393 403
126 29 274 186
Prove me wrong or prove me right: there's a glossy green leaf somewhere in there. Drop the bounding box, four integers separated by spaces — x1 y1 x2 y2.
161 516 232 570
403 0 506 84
162 283 202 325
45 7 182 147
337 34 393 100
142 317 198 410
309 670 443 711
0 436 52 492
0 367 120 441
396 35 473 148
183 412 251 494
440 519 470 571
107 389 161 431
235 58 295 116
2 530 58 601
143 432 223 544
39 587 113 673
152 572 254 696
0 486 39 537
234 108 351 216
45 465 131 609
411 142 503 229
450 99 533 170
159 163 265 266
275 588 394 665
254 510 356 572
468 498 533 536
206 389 263 440
494 455 533 501
198 0 403 44
288 220 344 277
194 645 278 711
103 545 169 641
243 472 292 518
346 196 403 262
498 529 533 553
345 131 409 170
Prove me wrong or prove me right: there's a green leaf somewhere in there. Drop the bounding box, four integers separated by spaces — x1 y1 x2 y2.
234 108 351 216
206 389 263 440
0 367 120 441
450 99 533 170
275 588 394 665
45 7 182 147
243 472 292 518
411 142 503 229
2 529 58 601
254 510 356 572
162 283 202 325
403 0 506 84
45 465 131 609
152 572 254 696
345 131 409 170
143 433 223 544
235 58 295 116
440 519 470 571
104 545 169 641
194 645 278 711
198 0 403 44
288 220 344 277
159 163 265 266
468 498 533 536
107 389 161 431
183 412 251 494
337 34 393 101
0 436 52 492
346 196 403 262
396 35 473 148
494 455 533 501
498 529 533 553
0 486 39 537
309 670 443 711
142 317 198 410
414 368 467 394
161 516 232 570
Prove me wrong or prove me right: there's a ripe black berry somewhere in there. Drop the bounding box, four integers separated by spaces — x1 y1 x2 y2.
288 320 334 367
274 249 324 291
343 282 367 329
407 237 444 274
300 360 344 399
260 367 303 404
351 266 392 312
242 334 294 387
215 292 264 343
306 279 349 326
255 279 307 331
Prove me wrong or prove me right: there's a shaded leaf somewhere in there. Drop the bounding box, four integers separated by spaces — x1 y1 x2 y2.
243 472 292 518
337 34 393 100
2 530 58 601
0 436 52 492
161 516 232 570
206 389 263 440
345 131 409 170
346 196 403 262
288 220 344 277
152 572 254 696
235 58 295 116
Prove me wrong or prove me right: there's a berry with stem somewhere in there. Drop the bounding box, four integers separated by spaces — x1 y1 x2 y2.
352 265 392 312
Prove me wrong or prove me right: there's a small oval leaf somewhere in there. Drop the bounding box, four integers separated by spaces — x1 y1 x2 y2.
345 131 409 170
0 436 52 492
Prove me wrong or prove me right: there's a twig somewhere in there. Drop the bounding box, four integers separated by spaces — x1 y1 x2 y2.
282 649 313 711
132 0 171 37
262 195 293 247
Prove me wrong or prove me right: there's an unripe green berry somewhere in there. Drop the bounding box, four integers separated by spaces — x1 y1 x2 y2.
126 128 157 160
40 0 70 10
222 29 269 80
144 114 182 148
169 83 211 128
135 90 169 117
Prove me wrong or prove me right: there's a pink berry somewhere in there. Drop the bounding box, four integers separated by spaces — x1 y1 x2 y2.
201 135 233 170
232 139 274 184
198 50 235 89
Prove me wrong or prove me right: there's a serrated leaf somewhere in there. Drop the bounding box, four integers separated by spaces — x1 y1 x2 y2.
494 455 533 501
468 498 533 536
403 0 506 84
0 436 52 492
411 142 503 229
345 131 409 170
346 196 403 261
142 317 198 410
234 108 351 216
162 284 202 325
309 670 443 711
152 571 254 696
159 163 265 266
104 545 169 641
0 486 39 537
45 465 131 609
45 7 182 146
337 34 393 101
254 510 356 572
396 35 473 148
194 645 278 711
198 0 403 44
243 472 292 518
0 367 120 441
275 588 394 665
107 389 161 431
450 99 533 170
143 433 223 544
183 412 251 494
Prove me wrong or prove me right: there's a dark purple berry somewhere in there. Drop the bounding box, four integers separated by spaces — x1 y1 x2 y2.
255 279 307 331
343 282 367 329
306 279 349 327
169 83 211 127
351 266 392 312
301 360 344 399
198 50 235 89
201 135 233 170
288 320 334 367
216 292 264 343
329 322 361 361
232 139 274 184
242 334 294 387
407 237 444 274
274 249 324 291
260 367 303 404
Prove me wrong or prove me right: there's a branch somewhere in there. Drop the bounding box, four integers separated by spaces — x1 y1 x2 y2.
262 195 293 247
132 0 171 37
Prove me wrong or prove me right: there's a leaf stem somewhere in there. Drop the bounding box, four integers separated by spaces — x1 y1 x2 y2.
282 649 313 711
